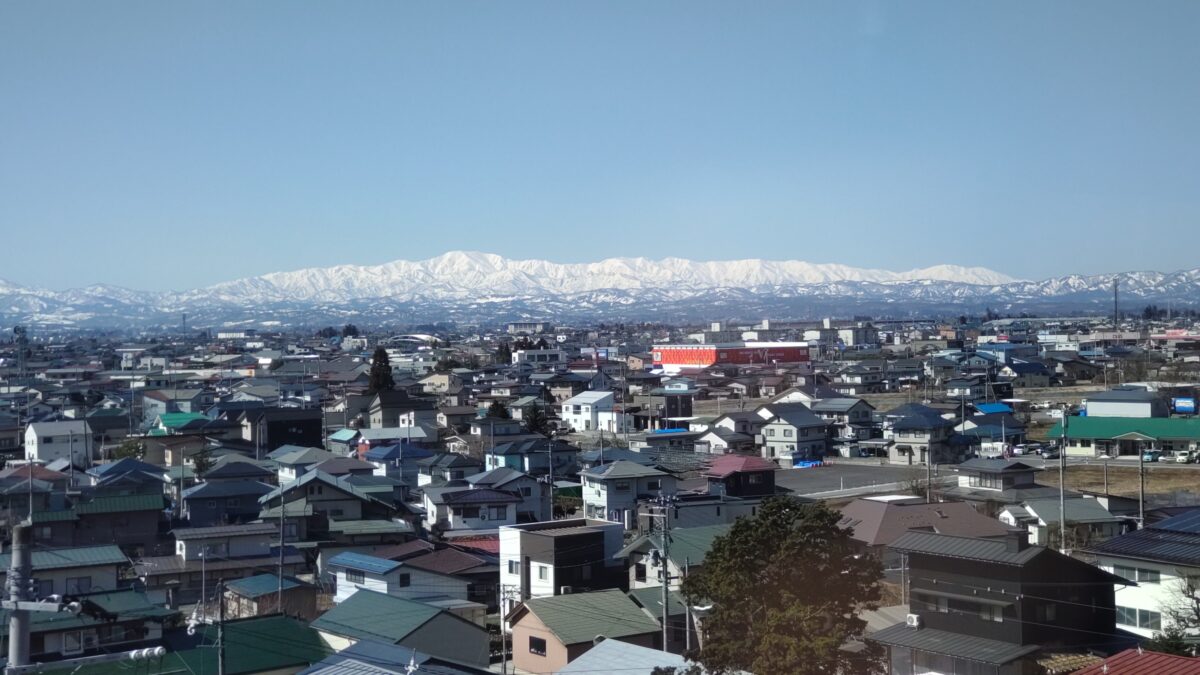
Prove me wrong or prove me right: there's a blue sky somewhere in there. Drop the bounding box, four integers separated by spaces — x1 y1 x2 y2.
2 1 1198 291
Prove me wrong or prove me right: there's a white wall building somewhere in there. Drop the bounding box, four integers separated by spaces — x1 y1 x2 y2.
327 551 469 605
559 391 630 433
24 420 94 464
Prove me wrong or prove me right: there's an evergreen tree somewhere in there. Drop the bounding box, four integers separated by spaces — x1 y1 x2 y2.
1144 625 1194 656
341 323 360 337
316 326 339 339
495 342 513 364
486 400 511 419
192 448 215 478
111 439 145 461
681 498 882 674
368 346 395 393
524 405 551 436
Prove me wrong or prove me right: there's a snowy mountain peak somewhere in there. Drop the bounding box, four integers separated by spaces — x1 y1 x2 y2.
202 252 1019 302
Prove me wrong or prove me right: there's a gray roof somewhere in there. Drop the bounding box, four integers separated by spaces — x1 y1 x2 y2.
582 460 666 480
810 398 871 413
869 623 1040 665
957 459 1042 474
172 522 278 540
557 637 688 674
1087 521 1200 566
1022 498 1120 525
889 531 1042 566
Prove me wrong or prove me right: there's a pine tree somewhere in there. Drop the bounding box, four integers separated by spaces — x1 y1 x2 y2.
368 347 395 393
495 342 513 364
681 498 882 674
524 405 551 436
487 400 511 419
192 448 215 478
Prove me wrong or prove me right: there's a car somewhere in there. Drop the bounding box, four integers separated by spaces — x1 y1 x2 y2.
1041 450 1061 460
1142 450 1163 463
1175 451 1196 464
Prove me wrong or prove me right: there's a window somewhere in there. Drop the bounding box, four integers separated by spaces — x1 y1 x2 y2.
783 429 793 438
1138 569 1161 584
508 560 520 575
42 437 54 444
538 565 548 581
226 498 241 507
1139 609 1162 631
398 573 411 587
1037 603 1057 622
529 636 547 656
766 429 776 437
520 487 532 497
647 480 661 491
458 506 480 519
489 506 507 520
635 563 647 582
36 579 53 598
1116 605 1137 626
345 570 365 584
978 604 1003 623
614 481 631 492
748 473 764 484
66 577 91 594
34 526 52 540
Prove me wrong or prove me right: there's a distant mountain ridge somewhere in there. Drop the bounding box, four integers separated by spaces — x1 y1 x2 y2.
0 252 1196 328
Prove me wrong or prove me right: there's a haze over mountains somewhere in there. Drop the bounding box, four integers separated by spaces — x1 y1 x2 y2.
1 252 1196 328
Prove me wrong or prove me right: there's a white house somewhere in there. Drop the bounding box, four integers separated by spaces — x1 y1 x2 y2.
1084 511 1200 638
580 460 676 528
560 391 630 433
498 519 625 616
327 551 469 604
422 486 521 533
24 420 94 464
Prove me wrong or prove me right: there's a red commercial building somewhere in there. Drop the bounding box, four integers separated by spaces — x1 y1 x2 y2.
652 342 810 372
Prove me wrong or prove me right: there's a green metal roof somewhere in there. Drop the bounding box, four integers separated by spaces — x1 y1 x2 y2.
1049 416 1200 441
627 586 686 618
0 545 128 571
226 573 309 599
31 509 78 523
523 589 659 646
75 493 167 514
311 589 440 643
617 524 732 570
0 589 173 637
329 428 359 442
157 412 209 429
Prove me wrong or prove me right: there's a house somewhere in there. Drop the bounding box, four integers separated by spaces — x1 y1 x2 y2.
943 459 1070 513
1071 647 1200 674
999 498 1124 548
757 404 828 464
883 403 962 465
363 442 434 486
868 531 1130 675
239 408 325 452
703 454 778 498
837 495 1014 565
367 390 438 429
271 445 336 483
296 639 493 675
311 589 490 667
618 523 730 593
497 519 625 615
557 637 691 675
508 589 661 674
416 453 483 488
0 544 129 598
257 470 405 543
1083 509 1200 638
181 479 275 527
560 391 630 433
24 420 94 464
810 397 876 445
327 551 470 604
466 467 549 522
393 544 500 612
580 460 676 528
224 573 319 621
422 486 521 533
0 589 173 660
137 523 305 604
437 405 478 430
484 438 578 477
945 376 987 401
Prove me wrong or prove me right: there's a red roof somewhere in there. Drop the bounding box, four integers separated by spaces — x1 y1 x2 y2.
0 465 68 481
1074 649 1200 675
445 534 500 555
704 454 778 478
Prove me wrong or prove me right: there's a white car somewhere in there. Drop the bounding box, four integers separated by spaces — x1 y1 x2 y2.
1175 451 1196 464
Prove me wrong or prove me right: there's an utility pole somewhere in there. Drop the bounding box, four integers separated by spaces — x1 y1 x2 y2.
1058 405 1069 553
684 557 691 653
648 494 678 653
217 580 226 675
7 521 31 670
277 498 286 613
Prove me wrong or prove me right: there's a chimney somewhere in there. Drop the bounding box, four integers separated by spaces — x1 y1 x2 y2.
1005 530 1029 553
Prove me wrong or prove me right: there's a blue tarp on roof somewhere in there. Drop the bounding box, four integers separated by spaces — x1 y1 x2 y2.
975 403 1013 415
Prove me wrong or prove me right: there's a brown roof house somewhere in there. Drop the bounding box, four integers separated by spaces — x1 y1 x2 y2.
508 589 661 674
838 495 1015 566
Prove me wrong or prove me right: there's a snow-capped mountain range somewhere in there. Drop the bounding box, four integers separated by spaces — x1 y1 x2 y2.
0 252 1195 328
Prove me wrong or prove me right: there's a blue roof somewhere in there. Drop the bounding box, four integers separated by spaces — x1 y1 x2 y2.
328 551 403 575
329 428 359 442
87 457 164 478
364 443 433 462
975 403 1013 415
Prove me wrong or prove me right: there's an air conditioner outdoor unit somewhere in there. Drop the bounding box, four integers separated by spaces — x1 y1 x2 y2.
905 613 922 629
560 586 574 595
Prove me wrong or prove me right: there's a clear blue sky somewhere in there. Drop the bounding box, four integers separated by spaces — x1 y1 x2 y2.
3 1 1198 291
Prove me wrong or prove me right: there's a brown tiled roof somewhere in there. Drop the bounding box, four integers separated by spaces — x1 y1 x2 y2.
403 548 491 576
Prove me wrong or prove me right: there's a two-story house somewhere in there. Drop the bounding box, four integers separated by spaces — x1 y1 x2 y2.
580 460 676 528
416 453 483 489
497 519 626 616
883 403 961 465
559 391 630 434
869 531 1129 675
327 551 470 604
465 467 549 523
757 405 828 465
24 421 94 465
422 486 521 534
484 438 578 478
1083 509 1200 638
